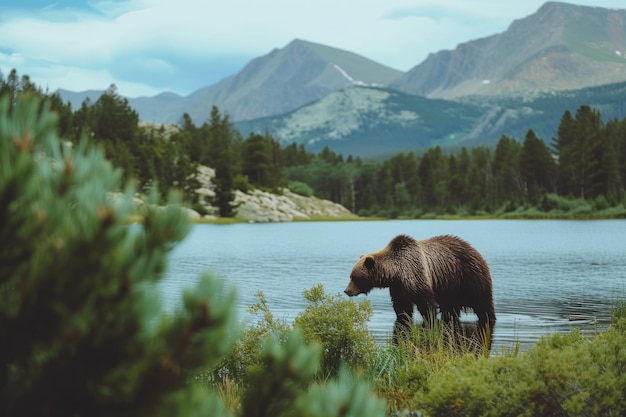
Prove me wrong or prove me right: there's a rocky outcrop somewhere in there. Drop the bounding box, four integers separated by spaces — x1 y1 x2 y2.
195 165 355 222
107 165 355 222
233 188 355 222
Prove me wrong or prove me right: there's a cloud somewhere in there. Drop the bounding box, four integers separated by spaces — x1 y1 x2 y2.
1 0 626 97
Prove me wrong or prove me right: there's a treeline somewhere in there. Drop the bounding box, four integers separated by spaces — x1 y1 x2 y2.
292 105 626 217
3 68 626 217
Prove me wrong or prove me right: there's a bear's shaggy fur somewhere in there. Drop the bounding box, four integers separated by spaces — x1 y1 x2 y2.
344 234 496 349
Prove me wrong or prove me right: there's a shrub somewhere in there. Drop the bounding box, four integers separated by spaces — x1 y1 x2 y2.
288 180 314 197
0 95 386 417
233 174 252 192
593 194 610 210
294 284 377 375
570 202 594 216
369 321 489 414
540 193 590 213
211 291 291 382
0 94 235 416
422 326 626 417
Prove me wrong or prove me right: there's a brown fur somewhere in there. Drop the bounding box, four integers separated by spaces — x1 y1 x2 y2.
345 234 496 349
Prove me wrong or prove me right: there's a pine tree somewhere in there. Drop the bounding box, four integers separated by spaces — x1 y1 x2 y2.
447 147 472 209
208 106 238 217
492 135 523 206
0 95 386 417
520 129 556 203
418 146 449 211
572 106 603 199
468 147 494 212
241 132 280 190
553 109 576 196
598 119 623 202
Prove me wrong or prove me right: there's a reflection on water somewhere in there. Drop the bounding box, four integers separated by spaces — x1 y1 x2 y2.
161 220 626 352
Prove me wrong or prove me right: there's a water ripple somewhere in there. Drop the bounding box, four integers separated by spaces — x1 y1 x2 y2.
161 220 626 351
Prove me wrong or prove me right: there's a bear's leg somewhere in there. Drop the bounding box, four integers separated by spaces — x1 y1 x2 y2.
390 287 413 344
474 304 496 351
415 290 438 328
441 306 461 328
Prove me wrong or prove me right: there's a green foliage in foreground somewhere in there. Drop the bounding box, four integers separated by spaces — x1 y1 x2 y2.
0 95 386 417
208 281 626 416
421 309 626 417
4 93 625 417
208 284 376 388
295 284 377 375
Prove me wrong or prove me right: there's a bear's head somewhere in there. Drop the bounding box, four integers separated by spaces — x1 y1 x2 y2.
344 255 376 296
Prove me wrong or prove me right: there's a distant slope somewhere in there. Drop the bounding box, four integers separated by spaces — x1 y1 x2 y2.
391 2 626 99
236 81 626 157
180 39 403 123
236 86 484 157
57 89 104 109
58 88 187 125
58 40 403 124
129 39 403 124
464 80 626 147
54 2 626 158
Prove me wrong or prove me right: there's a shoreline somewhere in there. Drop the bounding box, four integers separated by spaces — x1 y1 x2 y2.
188 212 626 224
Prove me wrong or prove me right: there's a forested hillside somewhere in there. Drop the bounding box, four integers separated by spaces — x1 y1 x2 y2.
3 69 626 219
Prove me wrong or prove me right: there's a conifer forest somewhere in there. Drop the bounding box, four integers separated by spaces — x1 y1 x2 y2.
3 68 626 218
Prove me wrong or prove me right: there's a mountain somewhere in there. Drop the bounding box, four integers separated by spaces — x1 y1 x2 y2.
58 40 402 124
127 39 403 124
56 2 626 158
236 80 626 157
57 89 107 109
391 2 626 99
236 86 484 157
186 39 403 122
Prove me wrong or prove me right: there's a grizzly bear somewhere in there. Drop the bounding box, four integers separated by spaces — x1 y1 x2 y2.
344 234 496 350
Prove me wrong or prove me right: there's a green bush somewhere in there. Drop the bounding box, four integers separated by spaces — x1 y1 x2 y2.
368 322 489 413
0 94 234 416
294 284 377 375
288 180 315 197
211 291 291 383
593 194 610 210
233 174 252 193
0 95 387 417
422 326 626 417
540 193 590 213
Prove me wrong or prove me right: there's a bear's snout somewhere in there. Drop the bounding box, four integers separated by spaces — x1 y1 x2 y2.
344 281 360 297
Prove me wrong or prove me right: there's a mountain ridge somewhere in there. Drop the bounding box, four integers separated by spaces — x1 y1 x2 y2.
55 2 626 158
236 80 626 157
391 2 626 98
59 2 626 126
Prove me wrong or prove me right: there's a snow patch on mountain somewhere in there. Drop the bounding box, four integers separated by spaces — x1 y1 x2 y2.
332 64 383 87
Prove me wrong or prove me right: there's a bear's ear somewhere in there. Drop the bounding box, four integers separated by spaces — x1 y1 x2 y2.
364 256 375 270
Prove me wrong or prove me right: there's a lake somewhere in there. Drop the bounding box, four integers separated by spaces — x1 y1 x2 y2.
160 219 626 352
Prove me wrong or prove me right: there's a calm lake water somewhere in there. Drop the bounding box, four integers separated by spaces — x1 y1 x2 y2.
160 220 626 352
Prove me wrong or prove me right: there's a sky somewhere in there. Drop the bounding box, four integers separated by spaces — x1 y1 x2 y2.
1 0 625 98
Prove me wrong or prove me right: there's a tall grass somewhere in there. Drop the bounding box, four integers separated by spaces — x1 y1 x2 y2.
366 320 502 413
199 287 626 416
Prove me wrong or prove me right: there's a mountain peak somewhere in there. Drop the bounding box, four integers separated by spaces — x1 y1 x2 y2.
171 39 403 123
284 38 403 83
392 2 626 99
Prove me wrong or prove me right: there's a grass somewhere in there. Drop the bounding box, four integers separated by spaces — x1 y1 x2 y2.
293 215 386 222
183 209 626 224
368 316 625 415
127 193 626 223
198 292 626 416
